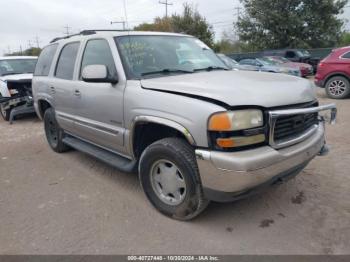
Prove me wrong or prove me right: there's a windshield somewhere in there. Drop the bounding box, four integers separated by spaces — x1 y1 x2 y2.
0 59 37 76
116 35 227 79
257 58 276 66
297 50 310 57
217 54 239 69
267 56 290 63
262 57 283 65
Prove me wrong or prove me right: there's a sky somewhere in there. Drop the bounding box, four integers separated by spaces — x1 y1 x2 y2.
0 0 349 56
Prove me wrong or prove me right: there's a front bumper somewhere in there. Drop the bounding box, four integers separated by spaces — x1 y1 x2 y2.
195 123 326 202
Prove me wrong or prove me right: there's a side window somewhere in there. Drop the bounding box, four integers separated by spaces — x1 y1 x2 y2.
240 60 251 65
342 52 350 59
34 44 58 76
55 42 80 80
80 39 117 79
286 51 296 58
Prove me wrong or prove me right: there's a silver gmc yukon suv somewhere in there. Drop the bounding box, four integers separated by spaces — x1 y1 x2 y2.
33 30 337 220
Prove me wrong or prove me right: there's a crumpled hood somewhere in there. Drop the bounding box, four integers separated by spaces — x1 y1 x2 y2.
0 73 33 82
141 70 316 108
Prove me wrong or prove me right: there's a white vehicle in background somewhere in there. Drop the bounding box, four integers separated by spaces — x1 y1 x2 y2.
0 56 37 123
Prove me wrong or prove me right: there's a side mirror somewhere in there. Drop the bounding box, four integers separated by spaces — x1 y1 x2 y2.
82 65 118 84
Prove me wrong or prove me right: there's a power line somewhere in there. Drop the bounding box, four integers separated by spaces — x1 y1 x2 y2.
159 0 173 18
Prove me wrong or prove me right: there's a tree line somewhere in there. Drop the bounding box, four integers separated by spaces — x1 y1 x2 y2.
5 0 350 56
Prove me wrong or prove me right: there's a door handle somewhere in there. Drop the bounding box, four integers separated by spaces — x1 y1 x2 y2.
74 89 81 97
50 86 55 94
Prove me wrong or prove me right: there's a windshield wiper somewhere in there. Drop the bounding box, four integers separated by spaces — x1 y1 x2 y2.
194 66 228 72
141 68 194 77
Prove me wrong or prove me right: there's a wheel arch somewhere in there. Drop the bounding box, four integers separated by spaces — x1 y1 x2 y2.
37 99 53 119
324 72 350 86
129 116 196 159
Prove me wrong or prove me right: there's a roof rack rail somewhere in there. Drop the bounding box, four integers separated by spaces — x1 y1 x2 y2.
50 29 132 43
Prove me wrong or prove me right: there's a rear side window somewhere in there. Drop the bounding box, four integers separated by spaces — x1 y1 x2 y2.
286 51 296 58
34 44 58 76
342 52 350 59
80 39 117 79
55 42 80 80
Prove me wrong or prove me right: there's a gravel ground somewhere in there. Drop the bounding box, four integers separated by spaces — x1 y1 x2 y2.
0 87 349 255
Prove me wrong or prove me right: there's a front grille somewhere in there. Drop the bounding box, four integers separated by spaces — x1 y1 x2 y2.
273 112 319 141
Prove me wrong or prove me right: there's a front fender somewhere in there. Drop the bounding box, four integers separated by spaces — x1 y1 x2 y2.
127 115 197 158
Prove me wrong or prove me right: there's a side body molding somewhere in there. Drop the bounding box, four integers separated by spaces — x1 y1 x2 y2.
127 115 197 158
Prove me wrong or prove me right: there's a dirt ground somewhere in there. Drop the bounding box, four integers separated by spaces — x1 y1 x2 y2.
0 87 349 255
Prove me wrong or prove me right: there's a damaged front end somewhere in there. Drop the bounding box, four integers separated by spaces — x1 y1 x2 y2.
0 79 36 124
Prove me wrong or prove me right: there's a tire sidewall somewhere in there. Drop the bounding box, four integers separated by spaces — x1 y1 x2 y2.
139 141 202 220
326 76 350 99
44 108 60 150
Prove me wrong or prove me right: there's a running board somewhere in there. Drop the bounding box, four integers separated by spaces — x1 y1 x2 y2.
62 136 137 173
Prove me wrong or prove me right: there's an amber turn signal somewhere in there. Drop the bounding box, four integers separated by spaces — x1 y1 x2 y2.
208 113 232 131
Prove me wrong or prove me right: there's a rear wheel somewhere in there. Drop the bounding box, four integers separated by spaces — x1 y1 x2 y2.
44 108 70 153
139 138 209 221
325 76 350 99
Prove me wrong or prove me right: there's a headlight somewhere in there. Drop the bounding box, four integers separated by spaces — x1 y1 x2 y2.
208 109 263 131
208 109 265 149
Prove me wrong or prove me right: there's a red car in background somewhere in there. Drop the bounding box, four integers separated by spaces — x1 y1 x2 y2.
315 46 350 99
264 56 314 77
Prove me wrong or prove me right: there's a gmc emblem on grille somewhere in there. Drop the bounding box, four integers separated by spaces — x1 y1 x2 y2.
292 115 305 129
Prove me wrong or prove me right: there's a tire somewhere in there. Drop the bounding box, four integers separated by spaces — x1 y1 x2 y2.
139 138 209 221
44 108 70 153
325 76 350 99
0 105 11 121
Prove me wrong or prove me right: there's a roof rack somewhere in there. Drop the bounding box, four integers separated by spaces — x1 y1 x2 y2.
50 29 132 43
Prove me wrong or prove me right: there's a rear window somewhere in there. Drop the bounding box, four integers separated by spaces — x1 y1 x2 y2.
34 44 58 76
55 42 80 80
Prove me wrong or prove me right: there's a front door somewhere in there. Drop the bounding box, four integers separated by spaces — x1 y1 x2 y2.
72 38 125 153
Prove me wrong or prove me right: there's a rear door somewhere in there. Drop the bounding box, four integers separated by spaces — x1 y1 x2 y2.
51 42 81 133
72 38 126 153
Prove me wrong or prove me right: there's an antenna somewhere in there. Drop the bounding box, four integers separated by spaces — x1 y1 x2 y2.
123 0 129 30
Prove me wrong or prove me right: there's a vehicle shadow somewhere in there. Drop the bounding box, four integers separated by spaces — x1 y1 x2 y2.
67 148 300 224
6 112 39 124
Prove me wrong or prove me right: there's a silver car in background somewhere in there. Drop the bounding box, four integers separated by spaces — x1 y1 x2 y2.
239 57 301 77
217 53 258 71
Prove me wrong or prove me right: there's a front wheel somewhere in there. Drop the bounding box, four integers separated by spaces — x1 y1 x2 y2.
325 76 350 99
139 138 209 221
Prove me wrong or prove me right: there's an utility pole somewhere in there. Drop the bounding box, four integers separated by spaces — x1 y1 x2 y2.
20 45 23 55
27 40 32 49
34 36 41 48
234 6 241 21
111 21 126 30
234 7 242 41
159 0 173 18
64 25 71 36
